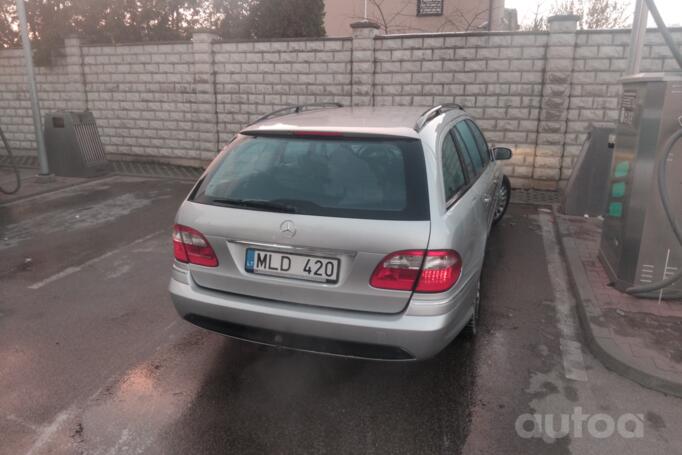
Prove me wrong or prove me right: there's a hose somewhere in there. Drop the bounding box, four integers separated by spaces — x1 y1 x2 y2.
0 125 21 195
626 127 682 298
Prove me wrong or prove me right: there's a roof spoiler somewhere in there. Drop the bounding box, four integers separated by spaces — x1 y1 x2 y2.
414 103 464 132
249 102 344 127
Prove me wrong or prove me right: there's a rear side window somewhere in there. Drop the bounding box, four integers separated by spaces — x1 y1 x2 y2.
454 121 484 176
442 134 466 201
465 120 491 166
193 134 430 221
451 129 475 179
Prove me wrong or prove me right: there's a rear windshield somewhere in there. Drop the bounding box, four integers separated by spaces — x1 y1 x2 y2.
192 134 430 221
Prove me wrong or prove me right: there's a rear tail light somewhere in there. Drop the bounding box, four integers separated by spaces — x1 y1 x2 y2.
370 250 462 293
369 250 424 291
173 224 218 267
414 250 462 292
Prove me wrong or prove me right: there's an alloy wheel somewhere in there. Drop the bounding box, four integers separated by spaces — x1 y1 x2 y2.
493 182 509 222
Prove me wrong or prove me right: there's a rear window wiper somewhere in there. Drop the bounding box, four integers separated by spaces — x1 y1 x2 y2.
209 198 299 213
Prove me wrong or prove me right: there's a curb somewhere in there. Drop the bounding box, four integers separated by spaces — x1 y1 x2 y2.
553 207 682 398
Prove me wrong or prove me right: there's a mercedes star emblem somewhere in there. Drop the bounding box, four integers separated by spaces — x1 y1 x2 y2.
280 220 296 238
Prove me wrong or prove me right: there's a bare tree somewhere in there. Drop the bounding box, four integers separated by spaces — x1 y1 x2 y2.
582 0 629 29
549 0 630 29
551 0 583 16
365 0 416 34
522 1 547 31
436 8 490 32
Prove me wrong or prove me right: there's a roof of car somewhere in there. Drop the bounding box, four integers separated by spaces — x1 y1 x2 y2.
241 106 462 139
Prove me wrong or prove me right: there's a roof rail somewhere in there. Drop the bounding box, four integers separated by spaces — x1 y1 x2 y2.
250 102 343 126
414 103 464 132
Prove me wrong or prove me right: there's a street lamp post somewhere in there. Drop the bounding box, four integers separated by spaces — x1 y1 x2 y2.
15 0 50 176
626 0 648 75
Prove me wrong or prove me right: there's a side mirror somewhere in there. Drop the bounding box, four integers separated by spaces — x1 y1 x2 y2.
494 147 512 161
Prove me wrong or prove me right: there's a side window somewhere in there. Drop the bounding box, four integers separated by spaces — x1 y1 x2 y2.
441 133 466 201
451 130 475 179
465 120 491 167
454 121 484 176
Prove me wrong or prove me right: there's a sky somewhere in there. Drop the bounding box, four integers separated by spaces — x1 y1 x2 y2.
506 0 682 28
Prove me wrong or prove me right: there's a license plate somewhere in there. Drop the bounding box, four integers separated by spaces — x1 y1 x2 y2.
245 249 340 284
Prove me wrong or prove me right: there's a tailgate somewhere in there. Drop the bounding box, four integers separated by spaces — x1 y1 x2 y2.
178 202 431 314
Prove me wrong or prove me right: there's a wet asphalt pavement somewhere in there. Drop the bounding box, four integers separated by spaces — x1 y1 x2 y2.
1 176 681 455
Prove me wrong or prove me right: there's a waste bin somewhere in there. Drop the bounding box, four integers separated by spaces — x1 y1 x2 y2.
44 111 110 178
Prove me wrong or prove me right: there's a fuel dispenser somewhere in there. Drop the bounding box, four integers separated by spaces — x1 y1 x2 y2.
598 0 682 299
599 74 682 298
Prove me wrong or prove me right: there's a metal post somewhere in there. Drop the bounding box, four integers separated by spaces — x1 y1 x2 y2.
626 0 649 76
645 0 682 71
15 0 50 175
364 0 368 20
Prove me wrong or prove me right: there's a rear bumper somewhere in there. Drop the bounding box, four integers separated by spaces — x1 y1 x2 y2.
169 268 474 360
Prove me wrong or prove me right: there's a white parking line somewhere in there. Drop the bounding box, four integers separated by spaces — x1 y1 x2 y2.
25 408 75 455
28 230 165 290
538 211 588 382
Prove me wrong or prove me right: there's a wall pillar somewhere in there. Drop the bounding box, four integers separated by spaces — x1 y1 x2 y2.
350 21 381 106
489 0 506 31
192 31 221 161
63 35 87 111
534 14 579 189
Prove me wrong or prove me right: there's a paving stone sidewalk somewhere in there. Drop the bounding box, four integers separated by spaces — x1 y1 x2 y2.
556 211 682 397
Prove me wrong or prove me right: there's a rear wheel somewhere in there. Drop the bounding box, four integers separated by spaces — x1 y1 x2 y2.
492 175 511 225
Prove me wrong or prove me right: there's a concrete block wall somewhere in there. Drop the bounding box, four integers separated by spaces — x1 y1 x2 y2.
80 42 201 162
0 44 86 154
1 18 681 187
566 28 682 180
213 37 352 147
374 31 548 186
534 15 579 186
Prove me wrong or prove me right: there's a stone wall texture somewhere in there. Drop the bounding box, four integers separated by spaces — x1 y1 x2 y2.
1 18 681 188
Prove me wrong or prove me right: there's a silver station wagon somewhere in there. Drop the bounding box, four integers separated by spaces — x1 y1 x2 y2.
169 103 512 360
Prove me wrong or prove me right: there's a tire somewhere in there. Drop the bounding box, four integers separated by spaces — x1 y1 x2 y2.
492 175 511 225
